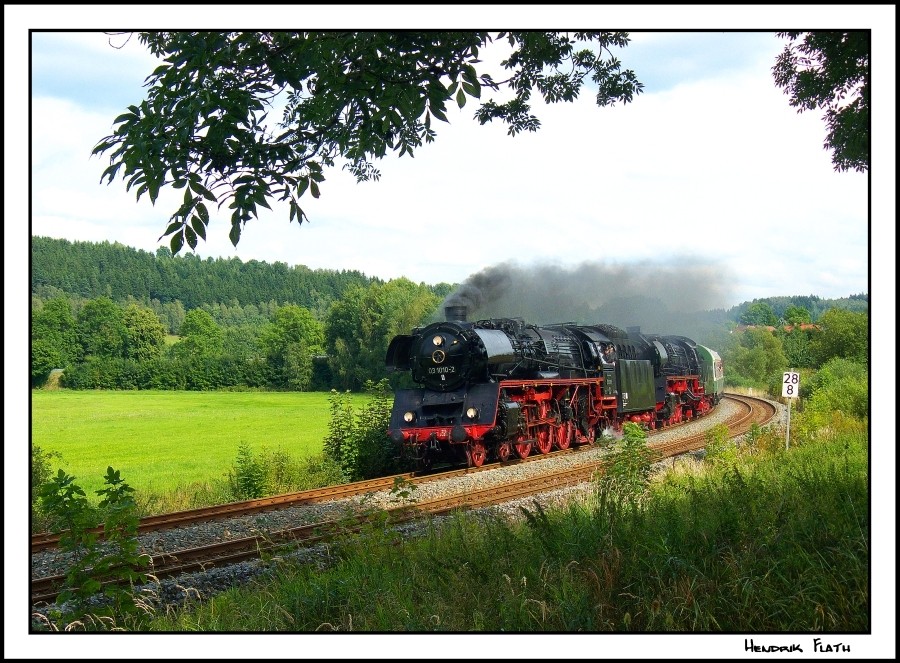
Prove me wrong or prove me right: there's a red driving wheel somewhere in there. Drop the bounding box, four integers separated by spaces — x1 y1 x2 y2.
536 428 552 454
514 435 531 459
555 423 571 450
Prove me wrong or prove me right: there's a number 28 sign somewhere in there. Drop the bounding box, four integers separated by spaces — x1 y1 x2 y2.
782 371 800 398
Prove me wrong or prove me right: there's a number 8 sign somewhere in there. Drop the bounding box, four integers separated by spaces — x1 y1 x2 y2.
782 371 800 398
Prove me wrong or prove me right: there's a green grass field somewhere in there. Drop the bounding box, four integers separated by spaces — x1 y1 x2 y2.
31 390 349 498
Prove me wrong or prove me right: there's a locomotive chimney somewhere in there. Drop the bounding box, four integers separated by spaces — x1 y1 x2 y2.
445 305 467 322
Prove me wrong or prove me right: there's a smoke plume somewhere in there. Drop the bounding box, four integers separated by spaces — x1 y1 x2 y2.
440 259 735 339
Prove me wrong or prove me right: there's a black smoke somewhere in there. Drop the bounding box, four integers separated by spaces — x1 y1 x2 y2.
440 259 735 341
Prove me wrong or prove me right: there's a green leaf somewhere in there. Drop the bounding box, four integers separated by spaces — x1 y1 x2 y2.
190 214 207 240
189 180 217 202
170 231 184 254
112 112 138 125
430 105 449 123
462 80 481 99
100 163 122 184
229 222 242 247
158 221 181 241
310 180 320 199
185 226 198 249
462 64 479 88
456 88 466 108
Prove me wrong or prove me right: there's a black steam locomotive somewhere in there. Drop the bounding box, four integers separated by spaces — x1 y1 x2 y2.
385 305 724 469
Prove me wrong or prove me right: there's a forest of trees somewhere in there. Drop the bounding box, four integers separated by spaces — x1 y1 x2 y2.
31 237 868 393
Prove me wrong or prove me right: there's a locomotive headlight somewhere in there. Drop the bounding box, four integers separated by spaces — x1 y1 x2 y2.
403 411 416 423
432 335 443 346
466 407 479 420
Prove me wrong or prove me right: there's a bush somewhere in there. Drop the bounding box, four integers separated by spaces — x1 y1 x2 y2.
741 423 784 456
703 423 738 466
228 443 267 500
31 445 63 532
37 467 150 629
805 358 868 420
323 379 401 481
226 444 346 502
597 423 658 500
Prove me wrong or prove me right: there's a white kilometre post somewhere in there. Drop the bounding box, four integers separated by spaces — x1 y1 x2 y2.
782 370 800 450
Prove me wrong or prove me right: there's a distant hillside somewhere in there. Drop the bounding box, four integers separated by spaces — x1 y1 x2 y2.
726 294 868 321
31 236 384 315
31 236 865 330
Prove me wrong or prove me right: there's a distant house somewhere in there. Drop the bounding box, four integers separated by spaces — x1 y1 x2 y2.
734 324 820 333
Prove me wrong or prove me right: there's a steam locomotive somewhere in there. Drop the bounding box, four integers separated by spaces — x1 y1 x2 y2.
385 305 724 469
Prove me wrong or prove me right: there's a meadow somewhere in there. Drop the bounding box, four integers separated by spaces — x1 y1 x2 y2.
31 390 348 499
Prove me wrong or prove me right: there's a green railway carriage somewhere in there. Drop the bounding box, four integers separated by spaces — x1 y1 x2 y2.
696 345 725 404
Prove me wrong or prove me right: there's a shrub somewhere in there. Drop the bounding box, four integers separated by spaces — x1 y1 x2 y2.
597 423 658 500
323 379 400 481
37 467 149 629
703 423 738 466
31 444 63 531
228 443 267 500
225 444 346 503
741 423 784 456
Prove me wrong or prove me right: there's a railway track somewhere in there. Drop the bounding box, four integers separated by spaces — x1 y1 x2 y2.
31 394 776 553
29 448 591 553
651 393 776 457
31 394 777 605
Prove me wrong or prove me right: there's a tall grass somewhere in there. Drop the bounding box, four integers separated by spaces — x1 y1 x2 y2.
147 427 868 632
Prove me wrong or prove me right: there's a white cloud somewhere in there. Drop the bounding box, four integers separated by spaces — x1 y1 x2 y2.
25 30 870 307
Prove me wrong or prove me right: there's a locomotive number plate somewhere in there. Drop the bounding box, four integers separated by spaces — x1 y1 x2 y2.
427 366 456 374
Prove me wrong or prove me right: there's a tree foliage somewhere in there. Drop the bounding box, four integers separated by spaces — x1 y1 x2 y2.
31 297 80 384
808 308 868 366
772 31 869 172
782 304 812 325
77 296 127 359
32 236 380 318
325 278 440 391
739 301 778 327
259 304 325 390
776 326 815 369
92 31 642 252
122 303 166 361
724 327 788 387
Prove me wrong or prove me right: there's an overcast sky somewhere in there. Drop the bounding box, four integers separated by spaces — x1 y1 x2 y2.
7 5 896 659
